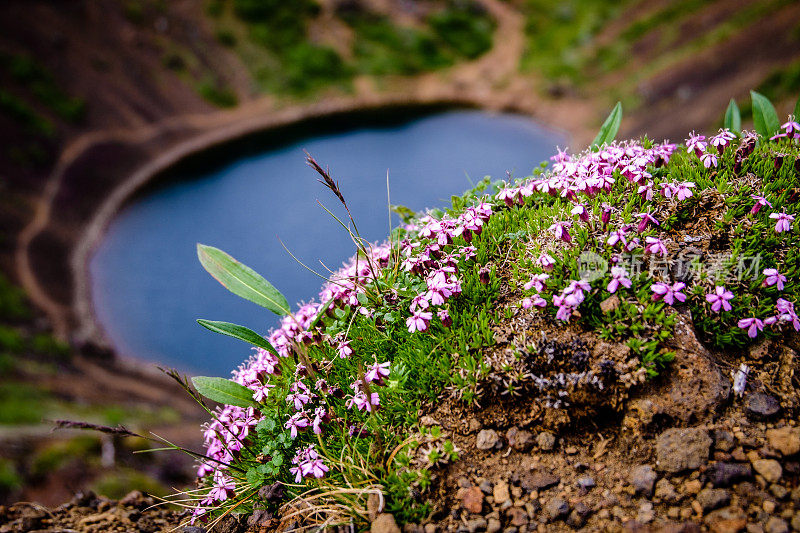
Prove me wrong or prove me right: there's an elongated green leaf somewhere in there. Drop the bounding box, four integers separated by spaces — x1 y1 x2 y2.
793 94 800 122
724 99 741 133
590 102 622 149
197 244 290 315
750 90 780 138
191 376 256 408
197 319 278 357
308 297 335 330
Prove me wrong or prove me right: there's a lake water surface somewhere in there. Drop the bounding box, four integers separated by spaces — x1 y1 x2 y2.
90 110 564 376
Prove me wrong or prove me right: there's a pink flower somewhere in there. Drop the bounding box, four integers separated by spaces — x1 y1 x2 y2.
347 390 380 412
750 195 772 215
780 119 800 139
337 341 353 359
208 472 235 502
291 445 328 482
700 152 718 168
301 457 329 479
496 187 520 207
365 361 390 385
549 221 573 243
606 227 628 248
675 182 695 200
635 211 660 233
769 210 794 233
437 308 452 327
607 266 631 294
762 268 787 290
523 273 549 292
537 253 556 272
776 298 800 331
644 236 668 257
285 412 310 438
312 407 327 435
406 310 432 333
737 317 764 338
601 203 612 227
251 381 275 403
571 203 590 222
651 281 686 306
286 382 314 410
531 295 547 308
637 182 653 201
710 129 736 153
521 297 533 309
685 131 707 157
705 285 733 312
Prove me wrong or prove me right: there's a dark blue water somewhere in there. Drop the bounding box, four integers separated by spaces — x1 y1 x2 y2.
90 110 563 376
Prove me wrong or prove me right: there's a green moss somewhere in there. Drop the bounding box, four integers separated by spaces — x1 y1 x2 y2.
0 52 85 123
0 382 50 425
0 459 21 492
344 12 453 76
198 82 238 108
0 326 24 353
0 89 55 137
428 2 495 60
520 0 632 82
215 29 237 47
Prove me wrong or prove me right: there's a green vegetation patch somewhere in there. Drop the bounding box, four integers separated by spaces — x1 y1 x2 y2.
0 52 85 123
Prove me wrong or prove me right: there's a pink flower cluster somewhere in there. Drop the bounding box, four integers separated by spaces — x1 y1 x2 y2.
770 119 800 141
290 445 328 483
686 129 735 168
499 140 678 319
400 204 491 332
194 242 402 505
737 268 799 338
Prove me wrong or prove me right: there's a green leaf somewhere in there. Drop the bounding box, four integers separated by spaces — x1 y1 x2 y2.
197 244 290 315
191 376 256 408
794 94 800 123
197 319 279 356
308 297 334 330
246 468 265 486
750 90 780 138
723 99 741 133
590 102 622 149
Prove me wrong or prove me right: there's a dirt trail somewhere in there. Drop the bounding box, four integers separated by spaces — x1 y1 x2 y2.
15 0 596 348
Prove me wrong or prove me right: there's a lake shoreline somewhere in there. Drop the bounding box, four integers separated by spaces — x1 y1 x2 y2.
16 0 590 372
71 95 576 368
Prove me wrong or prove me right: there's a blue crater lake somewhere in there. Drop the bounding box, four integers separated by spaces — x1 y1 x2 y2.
90 110 564 376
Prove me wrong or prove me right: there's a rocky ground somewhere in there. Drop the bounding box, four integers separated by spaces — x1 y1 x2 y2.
2 322 785 533
0 490 184 533
370 325 800 533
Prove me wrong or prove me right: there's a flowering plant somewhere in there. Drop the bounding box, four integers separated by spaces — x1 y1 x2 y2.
170 93 799 529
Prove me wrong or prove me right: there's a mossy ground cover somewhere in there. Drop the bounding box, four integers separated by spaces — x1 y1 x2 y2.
175 97 799 529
